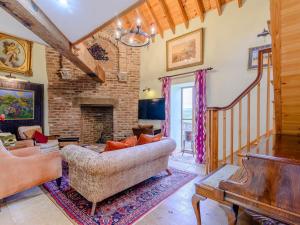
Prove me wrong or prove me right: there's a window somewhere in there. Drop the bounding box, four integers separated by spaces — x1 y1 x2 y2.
181 87 194 153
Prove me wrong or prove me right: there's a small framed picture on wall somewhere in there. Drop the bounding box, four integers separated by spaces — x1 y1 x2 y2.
166 29 204 71
248 44 272 70
0 33 33 76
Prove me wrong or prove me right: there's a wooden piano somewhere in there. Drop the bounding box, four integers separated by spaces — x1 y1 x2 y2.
192 135 300 225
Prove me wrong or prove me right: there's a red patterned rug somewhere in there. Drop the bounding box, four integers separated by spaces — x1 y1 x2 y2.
43 162 197 225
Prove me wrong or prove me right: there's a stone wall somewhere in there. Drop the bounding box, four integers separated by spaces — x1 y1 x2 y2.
46 27 140 141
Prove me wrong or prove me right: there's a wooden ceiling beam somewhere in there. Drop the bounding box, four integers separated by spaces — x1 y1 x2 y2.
176 0 189 29
145 1 164 38
135 8 150 34
0 0 105 82
215 0 222 16
195 0 205 22
237 0 243 8
158 0 175 34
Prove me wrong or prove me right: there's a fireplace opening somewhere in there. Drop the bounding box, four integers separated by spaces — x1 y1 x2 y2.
80 106 113 144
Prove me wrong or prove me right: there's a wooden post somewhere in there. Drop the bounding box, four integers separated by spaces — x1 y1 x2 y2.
247 93 251 152
230 108 234 164
207 110 219 173
266 53 271 136
222 111 227 164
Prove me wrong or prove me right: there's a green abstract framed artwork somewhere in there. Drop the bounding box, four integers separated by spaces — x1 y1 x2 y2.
0 88 34 120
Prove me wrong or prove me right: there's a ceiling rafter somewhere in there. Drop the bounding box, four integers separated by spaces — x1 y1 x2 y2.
237 0 243 8
176 0 189 29
145 1 164 38
195 0 205 22
215 0 222 16
135 8 150 34
158 0 175 34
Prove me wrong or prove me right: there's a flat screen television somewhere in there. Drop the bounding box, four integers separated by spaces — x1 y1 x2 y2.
138 98 165 120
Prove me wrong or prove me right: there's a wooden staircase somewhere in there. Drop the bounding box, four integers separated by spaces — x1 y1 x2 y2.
205 48 273 173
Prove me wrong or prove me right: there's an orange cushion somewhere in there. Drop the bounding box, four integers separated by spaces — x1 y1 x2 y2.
137 133 163 145
105 141 129 151
122 136 138 147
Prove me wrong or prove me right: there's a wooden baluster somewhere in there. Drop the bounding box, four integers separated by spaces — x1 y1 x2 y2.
238 100 242 165
247 93 251 152
223 111 226 164
230 108 234 164
257 82 261 154
205 111 211 174
266 53 271 136
211 110 219 171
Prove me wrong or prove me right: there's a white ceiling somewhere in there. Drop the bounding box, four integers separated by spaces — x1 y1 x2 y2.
0 7 46 44
34 0 139 43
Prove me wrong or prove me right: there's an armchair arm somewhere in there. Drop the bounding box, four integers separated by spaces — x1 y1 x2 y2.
0 151 62 199
10 146 41 157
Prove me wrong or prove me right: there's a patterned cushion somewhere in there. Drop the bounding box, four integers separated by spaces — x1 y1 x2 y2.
18 126 42 140
0 140 12 156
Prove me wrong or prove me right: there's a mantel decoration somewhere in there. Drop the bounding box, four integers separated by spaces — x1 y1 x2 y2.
166 29 204 71
115 18 156 47
0 33 32 76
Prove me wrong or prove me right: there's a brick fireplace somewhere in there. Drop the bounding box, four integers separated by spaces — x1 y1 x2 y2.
80 106 113 144
46 26 140 141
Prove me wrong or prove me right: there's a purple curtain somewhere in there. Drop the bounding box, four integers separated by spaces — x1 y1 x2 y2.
194 70 207 163
161 77 171 137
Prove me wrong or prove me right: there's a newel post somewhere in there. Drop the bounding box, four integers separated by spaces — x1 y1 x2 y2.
206 110 219 174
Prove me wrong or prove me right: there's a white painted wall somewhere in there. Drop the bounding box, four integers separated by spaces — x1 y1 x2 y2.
0 43 49 134
140 0 272 158
0 8 49 133
140 0 271 104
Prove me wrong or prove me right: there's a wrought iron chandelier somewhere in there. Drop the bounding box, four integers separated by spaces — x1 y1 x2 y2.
115 18 156 47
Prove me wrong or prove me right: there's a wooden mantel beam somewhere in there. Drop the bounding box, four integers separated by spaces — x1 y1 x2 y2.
158 0 175 34
176 0 189 29
195 0 205 22
0 0 105 82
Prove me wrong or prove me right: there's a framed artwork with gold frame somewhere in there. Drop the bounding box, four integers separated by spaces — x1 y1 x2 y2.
0 33 32 76
166 28 204 71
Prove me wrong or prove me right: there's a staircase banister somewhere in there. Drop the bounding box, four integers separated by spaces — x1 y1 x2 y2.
207 48 272 111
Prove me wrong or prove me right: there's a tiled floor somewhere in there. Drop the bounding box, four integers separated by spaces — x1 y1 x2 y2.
0 157 255 225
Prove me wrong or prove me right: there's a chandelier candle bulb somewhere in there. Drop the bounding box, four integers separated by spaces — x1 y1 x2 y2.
136 18 142 26
117 20 122 29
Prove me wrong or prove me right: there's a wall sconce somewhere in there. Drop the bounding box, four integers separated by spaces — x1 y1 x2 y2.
143 87 151 92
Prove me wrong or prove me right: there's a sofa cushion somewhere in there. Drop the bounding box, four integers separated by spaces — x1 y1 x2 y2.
18 126 42 140
0 140 12 156
33 131 48 144
105 141 129 151
122 136 138 147
137 133 163 145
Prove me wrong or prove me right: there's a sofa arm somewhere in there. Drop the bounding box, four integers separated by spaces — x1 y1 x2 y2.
61 145 100 173
7 140 34 150
10 146 41 157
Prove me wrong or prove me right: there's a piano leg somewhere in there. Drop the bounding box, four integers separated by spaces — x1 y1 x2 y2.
192 194 206 225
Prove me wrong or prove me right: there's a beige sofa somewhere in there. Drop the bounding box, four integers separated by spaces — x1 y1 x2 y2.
61 138 176 215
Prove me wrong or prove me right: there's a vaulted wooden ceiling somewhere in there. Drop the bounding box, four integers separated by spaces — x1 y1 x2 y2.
75 0 242 45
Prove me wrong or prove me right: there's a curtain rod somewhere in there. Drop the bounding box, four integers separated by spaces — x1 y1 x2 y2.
158 67 213 80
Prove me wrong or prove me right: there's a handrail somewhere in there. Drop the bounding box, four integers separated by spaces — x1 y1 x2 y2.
207 48 272 111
